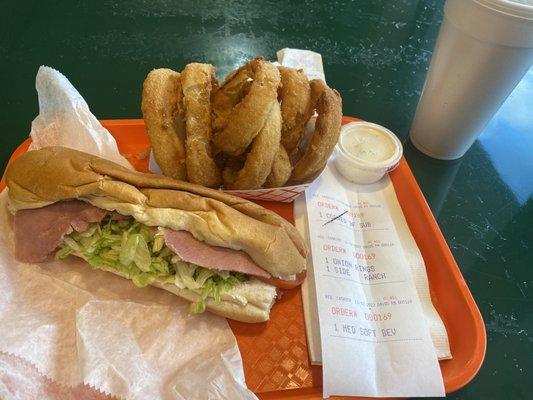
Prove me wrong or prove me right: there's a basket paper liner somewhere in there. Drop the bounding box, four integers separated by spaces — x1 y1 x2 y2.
224 185 310 203
149 149 313 203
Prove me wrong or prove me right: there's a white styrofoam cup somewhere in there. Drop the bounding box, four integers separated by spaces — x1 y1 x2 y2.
409 0 533 160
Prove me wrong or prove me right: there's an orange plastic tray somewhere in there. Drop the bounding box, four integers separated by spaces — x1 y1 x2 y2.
0 117 486 399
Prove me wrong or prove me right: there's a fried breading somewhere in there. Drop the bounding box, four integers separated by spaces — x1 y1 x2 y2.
212 58 281 156
212 64 253 134
278 67 312 156
264 144 292 188
180 63 222 188
141 68 187 180
224 101 282 189
290 80 342 183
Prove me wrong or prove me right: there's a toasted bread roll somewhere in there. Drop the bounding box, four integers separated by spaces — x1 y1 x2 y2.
6 147 308 278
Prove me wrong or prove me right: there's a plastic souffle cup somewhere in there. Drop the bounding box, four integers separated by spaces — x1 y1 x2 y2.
334 121 403 185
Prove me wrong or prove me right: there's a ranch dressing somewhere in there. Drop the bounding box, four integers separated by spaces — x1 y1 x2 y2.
334 122 402 184
340 126 397 164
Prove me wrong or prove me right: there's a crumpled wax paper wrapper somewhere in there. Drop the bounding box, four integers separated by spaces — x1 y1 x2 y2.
0 66 257 400
28 67 132 169
0 352 113 400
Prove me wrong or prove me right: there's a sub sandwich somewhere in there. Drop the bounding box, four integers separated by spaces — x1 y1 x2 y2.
5 147 307 322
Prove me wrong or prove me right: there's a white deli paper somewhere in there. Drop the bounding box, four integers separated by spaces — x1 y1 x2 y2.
277 48 326 82
0 66 257 400
295 164 446 398
29 67 132 169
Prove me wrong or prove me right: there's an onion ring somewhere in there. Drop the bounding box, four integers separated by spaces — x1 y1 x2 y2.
180 63 222 188
264 144 292 188
212 58 281 156
141 68 187 180
290 80 342 183
278 67 312 156
212 65 253 133
223 101 282 189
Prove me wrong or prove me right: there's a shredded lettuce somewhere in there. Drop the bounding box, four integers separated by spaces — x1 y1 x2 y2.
55 215 247 313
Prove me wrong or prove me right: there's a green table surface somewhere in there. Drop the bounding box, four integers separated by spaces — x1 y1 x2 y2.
1 1 531 399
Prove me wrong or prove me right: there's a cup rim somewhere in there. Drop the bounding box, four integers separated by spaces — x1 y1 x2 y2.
473 0 533 20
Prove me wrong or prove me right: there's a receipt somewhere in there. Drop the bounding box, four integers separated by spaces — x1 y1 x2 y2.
296 164 446 398
279 47 448 397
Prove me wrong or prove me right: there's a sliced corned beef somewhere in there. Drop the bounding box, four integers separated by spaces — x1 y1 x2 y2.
13 200 271 280
109 212 130 221
14 200 106 263
163 229 271 279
